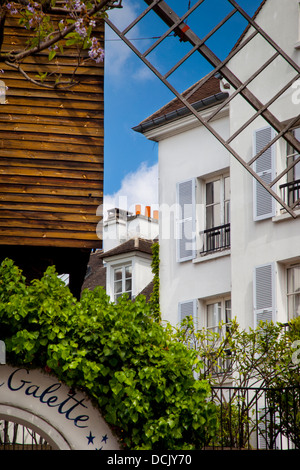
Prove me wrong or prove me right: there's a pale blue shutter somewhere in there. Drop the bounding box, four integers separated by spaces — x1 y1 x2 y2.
253 263 276 327
176 178 196 262
178 299 197 326
253 127 276 221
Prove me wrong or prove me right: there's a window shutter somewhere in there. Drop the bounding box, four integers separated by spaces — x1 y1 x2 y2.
176 178 196 262
253 263 276 327
253 126 276 221
178 299 197 326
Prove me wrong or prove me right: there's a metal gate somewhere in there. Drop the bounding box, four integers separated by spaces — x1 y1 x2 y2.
210 385 300 450
0 420 52 450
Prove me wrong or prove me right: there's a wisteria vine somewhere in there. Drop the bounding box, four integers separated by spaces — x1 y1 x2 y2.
0 0 121 88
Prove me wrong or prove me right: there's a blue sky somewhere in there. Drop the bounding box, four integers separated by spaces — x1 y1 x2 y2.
103 0 262 215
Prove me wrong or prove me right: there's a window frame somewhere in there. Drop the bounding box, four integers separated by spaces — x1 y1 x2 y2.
113 262 133 302
199 172 231 255
287 264 300 321
286 128 300 183
204 173 230 230
203 296 232 375
205 297 231 336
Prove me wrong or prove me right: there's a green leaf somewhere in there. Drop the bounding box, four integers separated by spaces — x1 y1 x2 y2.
48 49 56 61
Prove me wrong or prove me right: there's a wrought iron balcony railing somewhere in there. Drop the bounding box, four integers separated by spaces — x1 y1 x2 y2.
279 179 300 210
201 223 231 254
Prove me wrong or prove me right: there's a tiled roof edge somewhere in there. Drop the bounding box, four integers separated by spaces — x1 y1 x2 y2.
133 91 228 134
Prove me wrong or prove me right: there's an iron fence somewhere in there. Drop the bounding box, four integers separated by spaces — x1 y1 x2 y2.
208 385 300 450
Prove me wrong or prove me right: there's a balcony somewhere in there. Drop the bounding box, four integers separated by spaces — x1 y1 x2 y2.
201 223 231 254
280 179 300 210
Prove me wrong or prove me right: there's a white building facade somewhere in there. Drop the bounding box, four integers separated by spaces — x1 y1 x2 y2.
134 77 232 329
134 0 300 332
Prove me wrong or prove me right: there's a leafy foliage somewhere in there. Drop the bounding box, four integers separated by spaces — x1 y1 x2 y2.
0 258 218 450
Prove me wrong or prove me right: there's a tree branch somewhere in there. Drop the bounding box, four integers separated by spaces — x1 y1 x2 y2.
1 0 113 63
6 60 79 89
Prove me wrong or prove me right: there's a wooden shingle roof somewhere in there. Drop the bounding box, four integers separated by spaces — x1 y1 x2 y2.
100 238 153 259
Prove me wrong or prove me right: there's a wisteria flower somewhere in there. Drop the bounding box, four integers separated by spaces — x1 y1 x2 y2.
88 37 104 63
75 18 87 38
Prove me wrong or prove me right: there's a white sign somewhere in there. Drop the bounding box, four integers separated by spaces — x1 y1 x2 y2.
0 365 120 450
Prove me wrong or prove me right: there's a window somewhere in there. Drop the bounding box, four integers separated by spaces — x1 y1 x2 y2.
205 176 230 229
113 264 132 301
280 128 300 209
287 265 300 320
176 175 230 259
202 175 230 253
287 129 300 183
205 298 231 374
206 298 231 335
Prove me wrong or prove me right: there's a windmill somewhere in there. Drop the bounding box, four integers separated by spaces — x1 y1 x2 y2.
105 0 300 218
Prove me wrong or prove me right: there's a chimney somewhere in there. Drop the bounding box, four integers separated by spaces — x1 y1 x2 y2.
145 205 151 218
135 204 141 215
153 210 159 220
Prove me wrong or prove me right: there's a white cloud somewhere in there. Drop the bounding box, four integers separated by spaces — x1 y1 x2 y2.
104 162 158 218
105 1 154 82
105 1 139 77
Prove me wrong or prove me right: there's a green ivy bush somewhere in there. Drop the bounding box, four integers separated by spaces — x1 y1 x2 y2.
0 258 218 450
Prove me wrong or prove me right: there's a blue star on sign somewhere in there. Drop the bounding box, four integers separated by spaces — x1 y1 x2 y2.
101 434 108 444
86 431 95 445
